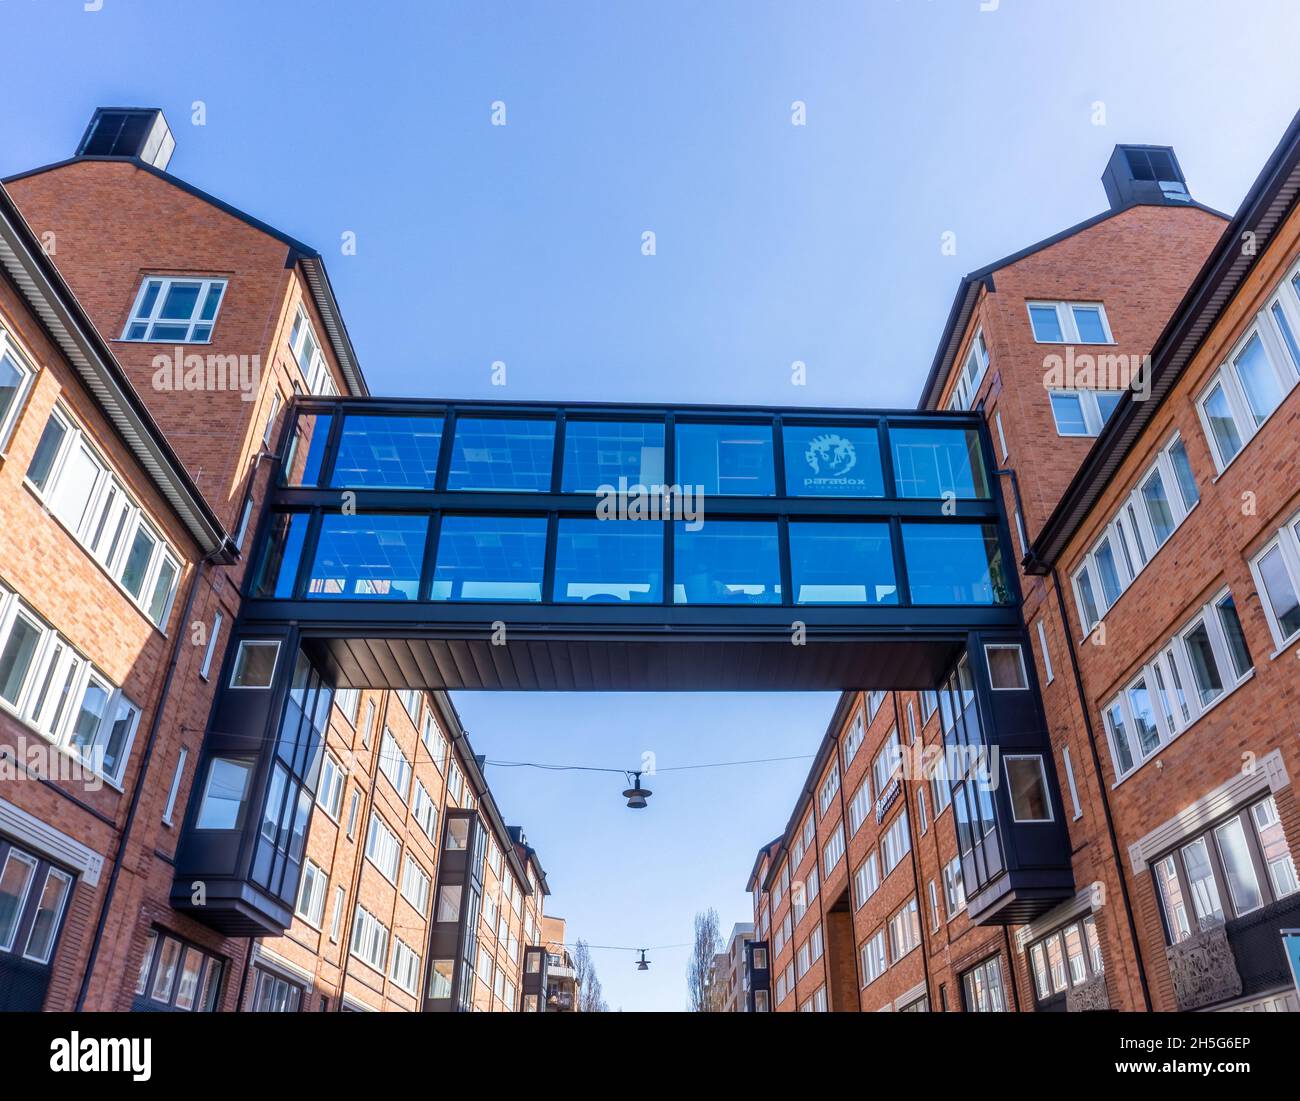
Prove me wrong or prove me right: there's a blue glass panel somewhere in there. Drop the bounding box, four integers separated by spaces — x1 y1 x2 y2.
554 519 663 603
889 427 989 498
306 514 428 600
789 522 897 604
446 418 555 491
675 423 775 496
283 413 332 487
673 520 781 604
561 420 665 492
901 523 1010 604
782 425 884 497
431 516 547 601
251 512 310 598
333 414 444 488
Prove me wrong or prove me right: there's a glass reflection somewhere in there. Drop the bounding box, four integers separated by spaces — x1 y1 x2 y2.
251 512 310 598
902 523 1009 604
675 423 774 496
333 414 443 488
782 425 884 497
306 514 428 600
673 520 781 604
447 418 555 492
890 427 989 498
562 421 665 492
554 519 663 603
282 413 332 487
788 522 897 604
431 516 547 601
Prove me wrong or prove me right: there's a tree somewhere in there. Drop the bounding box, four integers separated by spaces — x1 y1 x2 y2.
687 907 722 1012
572 939 609 1012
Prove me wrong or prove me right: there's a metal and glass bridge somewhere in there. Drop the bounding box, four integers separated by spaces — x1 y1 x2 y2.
171 398 1075 948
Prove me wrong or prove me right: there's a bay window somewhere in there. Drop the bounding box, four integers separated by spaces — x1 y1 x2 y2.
1027 915 1105 1006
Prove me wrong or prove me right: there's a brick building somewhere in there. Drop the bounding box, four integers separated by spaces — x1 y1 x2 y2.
707 921 754 1011
0 108 550 1012
749 118 1300 1013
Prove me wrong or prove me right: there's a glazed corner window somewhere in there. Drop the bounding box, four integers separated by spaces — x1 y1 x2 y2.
1003 755 1053 822
1027 301 1112 344
985 644 1028 689
121 277 227 343
193 757 253 829
229 640 280 688
0 328 36 451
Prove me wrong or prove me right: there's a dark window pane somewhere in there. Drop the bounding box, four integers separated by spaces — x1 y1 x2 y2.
562 421 665 492
158 282 201 320
333 414 443 489
782 425 884 497
252 513 309 598
446 418 555 491
789 522 897 604
306 514 427 600
431 516 547 601
890 427 989 498
675 423 774 496
554 519 663 603
673 520 780 604
26 414 68 492
1215 595 1253 679
283 413 332 487
902 523 1010 604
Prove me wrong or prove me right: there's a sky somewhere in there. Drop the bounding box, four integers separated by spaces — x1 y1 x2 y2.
2 0 1299 1011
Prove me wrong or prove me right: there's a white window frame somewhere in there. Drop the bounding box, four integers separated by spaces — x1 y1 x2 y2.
841 711 865 767
0 324 36 451
288 305 338 395
401 854 431 915
162 747 188 826
295 860 328 928
1062 746 1083 820
1196 299 1300 473
1070 433 1199 634
26 404 183 628
847 777 871 837
120 276 227 344
1101 587 1253 782
228 639 280 689
364 812 401 883
1035 618 1054 683
390 938 421 995
1047 388 1124 436
378 728 412 802
946 328 989 411
1248 512 1300 653
822 823 845 875
1026 300 1114 345
881 809 911 875
860 930 888 986
0 586 143 786
984 643 1028 690
317 753 345 820
817 761 840 816
199 611 223 680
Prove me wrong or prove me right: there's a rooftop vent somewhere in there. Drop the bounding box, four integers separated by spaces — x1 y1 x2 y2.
1102 144 1191 210
77 108 175 171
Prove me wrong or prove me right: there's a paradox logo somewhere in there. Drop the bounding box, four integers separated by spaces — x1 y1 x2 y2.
50 1032 151 1082
795 432 867 493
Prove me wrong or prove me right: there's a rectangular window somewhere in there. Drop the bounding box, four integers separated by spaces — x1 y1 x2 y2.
554 518 664 603
1197 317 1298 471
199 612 223 680
902 522 1008 605
985 644 1028 690
1004 755 1053 822
860 931 888 985
817 761 840 816
430 515 546 602
364 813 401 883
789 521 898 605
1048 389 1123 436
330 886 344 943
675 422 775 496
822 824 845 875
673 519 781 605
317 754 345 819
782 424 884 496
162 747 188 826
853 851 880 909
1251 519 1300 650
295 860 328 927
332 413 443 489
349 905 389 972
229 640 279 688
194 757 252 830
943 856 966 916
412 780 438 841
962 956 1006 1012
0 328 36 450
890 427 989 499
872 726 902 796
882 810 911 874
887 898 921 961
121 277 227 343
308 514 428 601
288 306 337 395
1035 618 1054 683
446 416 555 492
378 729 412 801
841 712 865 767
1027 301 1112 344
390 938 422 995
1062 746 1082 820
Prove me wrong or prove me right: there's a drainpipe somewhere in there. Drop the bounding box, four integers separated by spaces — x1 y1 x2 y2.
76 545 225 1011
1050 566 1153 1012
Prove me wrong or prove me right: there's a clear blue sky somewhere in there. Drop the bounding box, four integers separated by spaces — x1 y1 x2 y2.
2 0 1298 1010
